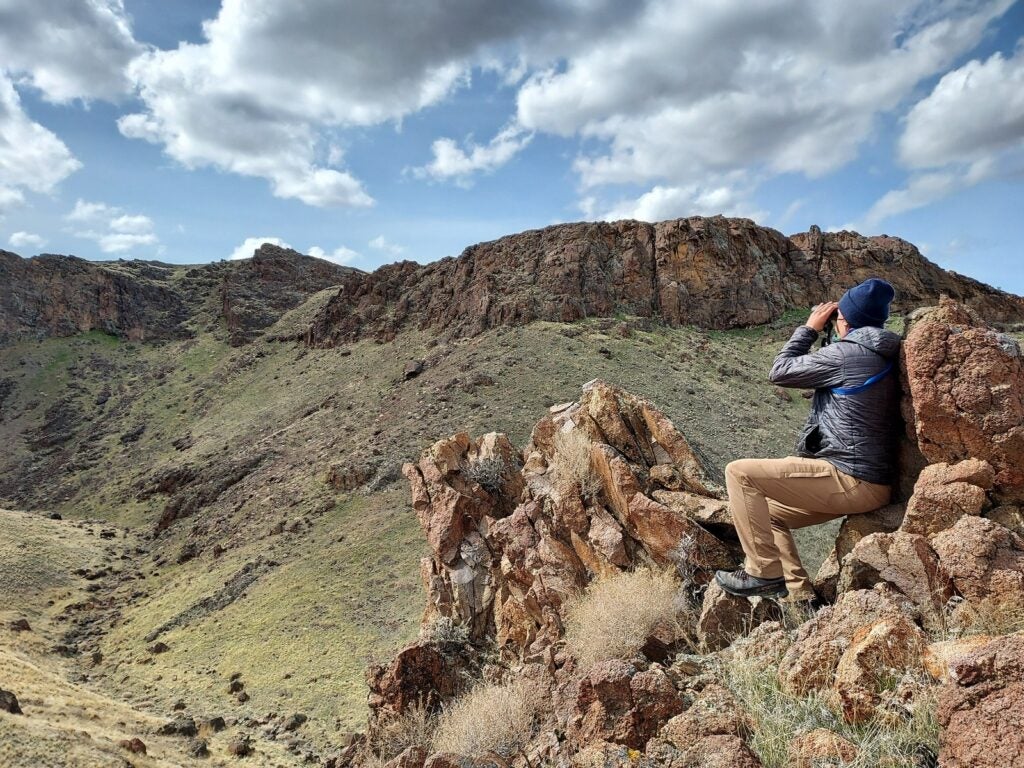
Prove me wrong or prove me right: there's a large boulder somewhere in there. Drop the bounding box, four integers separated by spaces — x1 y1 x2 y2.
837 531 952 624
696 583 781 652
778 586 918 696
566 660 684 751
937 633 1024 768
832 615 927 723
788 729 858 768
902 298 1024 502
900 459 994 538
931 515 1024 615
813 504 904 602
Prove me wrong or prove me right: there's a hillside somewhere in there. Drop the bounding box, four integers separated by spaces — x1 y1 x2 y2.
1 217 1023 765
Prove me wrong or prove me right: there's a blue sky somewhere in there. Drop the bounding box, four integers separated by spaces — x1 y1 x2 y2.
1 0 1022 293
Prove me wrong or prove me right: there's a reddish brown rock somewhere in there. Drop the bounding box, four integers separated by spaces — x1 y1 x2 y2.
383 746 427 768
658 683 751 751
931 515 1024 605
119 738 147 755
788 729 858 768
901 459 994 538
778 586 917 696
924 636 995 683
366 642 472 727
838 531 952 622
567 660 683 751
696 582 781 651
646 735 763 768
903 299 1024 501
815 503 905 601
832 615 927 723
937 633 1024 768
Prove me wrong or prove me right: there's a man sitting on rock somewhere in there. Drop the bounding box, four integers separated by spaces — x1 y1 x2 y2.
715 278 900 600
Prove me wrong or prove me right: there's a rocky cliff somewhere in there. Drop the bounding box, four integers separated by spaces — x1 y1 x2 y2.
304 218 1024 345
0 245 359 345
3 219 1022 349
351 298 1024 768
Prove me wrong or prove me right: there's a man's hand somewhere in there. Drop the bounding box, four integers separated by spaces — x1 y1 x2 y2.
805 301 838 333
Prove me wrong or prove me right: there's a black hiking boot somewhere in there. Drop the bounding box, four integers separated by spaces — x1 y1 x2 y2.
714 569 788 599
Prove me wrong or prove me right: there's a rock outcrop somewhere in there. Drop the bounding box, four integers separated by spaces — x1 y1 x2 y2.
902 297 1024 501
304 219 1024 345
0 244 357 345
937 633 1024 768
400 381 736 663
0 250 191 342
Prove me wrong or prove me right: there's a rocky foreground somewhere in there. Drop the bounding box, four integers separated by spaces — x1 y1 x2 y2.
343 299 1024 768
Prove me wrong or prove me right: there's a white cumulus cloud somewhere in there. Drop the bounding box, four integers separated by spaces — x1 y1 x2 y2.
589 182 766 223
368 235 406 256
414 123 533 185
863 44 1024 226
308 244 360 265
0 75 82 208
0 0 143 103
514 0 1012 212
8 230 46 249
66 198 159 254
228 236 291 261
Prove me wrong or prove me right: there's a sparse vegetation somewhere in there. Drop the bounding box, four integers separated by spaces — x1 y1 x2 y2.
724 658 940 768
953 595 1024 638
464 456 507 494
551 428 602 500
564 567 686 667
366 701 437 762
432 679 541 758
420 615 471 648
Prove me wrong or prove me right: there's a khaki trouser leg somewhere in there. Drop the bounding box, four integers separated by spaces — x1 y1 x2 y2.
725 457 891 588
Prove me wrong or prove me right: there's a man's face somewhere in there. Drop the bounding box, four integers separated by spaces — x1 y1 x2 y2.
837 310 850 339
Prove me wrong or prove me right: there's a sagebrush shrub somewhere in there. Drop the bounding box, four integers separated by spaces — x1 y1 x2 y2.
551 429 602 500
432 678 540 757
564 567 685 667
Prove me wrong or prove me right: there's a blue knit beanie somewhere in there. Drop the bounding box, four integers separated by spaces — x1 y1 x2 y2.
838 278 895 328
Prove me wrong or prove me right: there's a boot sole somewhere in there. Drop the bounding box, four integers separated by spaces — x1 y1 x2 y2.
715 575 789 599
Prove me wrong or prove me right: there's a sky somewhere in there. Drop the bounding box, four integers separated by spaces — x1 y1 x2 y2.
0 1 1022 293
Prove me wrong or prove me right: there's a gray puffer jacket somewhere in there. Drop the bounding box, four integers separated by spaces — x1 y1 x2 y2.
770 325 901 485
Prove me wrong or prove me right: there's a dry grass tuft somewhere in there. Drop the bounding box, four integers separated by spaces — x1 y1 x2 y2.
724 658 939 768
432 679 540 758
564 567 685 667
366 701 436 762
551 429 602 501
953 595 1024 638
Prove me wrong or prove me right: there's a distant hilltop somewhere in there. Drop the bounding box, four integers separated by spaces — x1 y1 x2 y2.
2 217 1022 348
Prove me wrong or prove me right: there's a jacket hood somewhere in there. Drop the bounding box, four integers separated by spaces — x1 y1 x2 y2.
844 326 902 359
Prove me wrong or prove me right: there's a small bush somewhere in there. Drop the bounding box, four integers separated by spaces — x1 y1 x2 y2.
551 429 602 500
564 567 685 667
432 679 540 757
464 457 506 494
420 615 471 649
366 701 436 762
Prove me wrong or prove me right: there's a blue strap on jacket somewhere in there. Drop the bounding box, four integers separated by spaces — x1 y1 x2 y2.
831 361 894 396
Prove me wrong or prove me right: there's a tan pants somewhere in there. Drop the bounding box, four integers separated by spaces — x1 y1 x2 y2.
725 456 891 596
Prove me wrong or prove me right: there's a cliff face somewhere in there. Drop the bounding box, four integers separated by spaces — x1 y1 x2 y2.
0 250 192 342
305 218 1024 345
0 245 359 345
3 218 1022 348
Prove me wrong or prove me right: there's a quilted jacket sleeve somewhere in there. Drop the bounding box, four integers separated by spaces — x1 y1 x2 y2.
769 326 847 389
